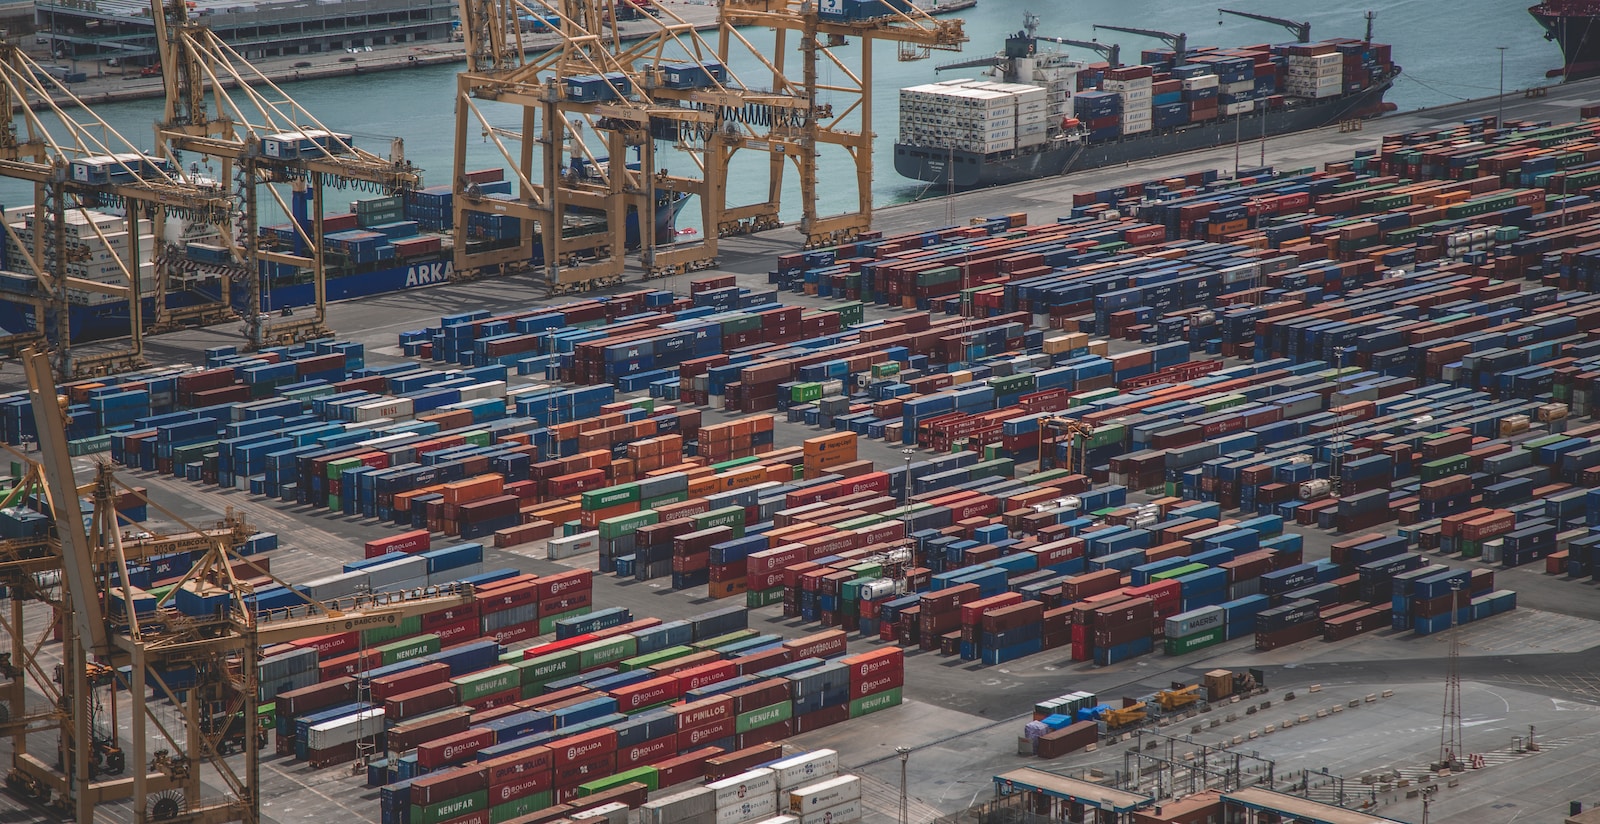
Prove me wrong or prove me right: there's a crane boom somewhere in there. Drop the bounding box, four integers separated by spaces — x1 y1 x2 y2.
22 348 110 656
935 56 1005 72
1091 24 1187 65
1217 8 1310 43
1036 37 1121 68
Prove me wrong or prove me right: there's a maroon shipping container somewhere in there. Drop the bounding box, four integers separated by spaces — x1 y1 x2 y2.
422 603 481 631
507 804 574 824
617 734 677 770
364 528 431 558
1255 620 1322 650
569 782 650 813
781 629 847 661
673 661 738 692
385 682 458 721
553 753 616 788
549 728 617 768
537 590 594 618
387 710 472 752
1062 569 1123 600
479 582 539 613
434 616 480 646
982 602 1044 633
276 676 356 718
703 741 785 781
411 764 490 806
793 703 850 734
483 746 553 789
728 679 791 715
372 662 451 702
675 716 734 751
733 647 790 676
652 747 724 788
734 720 792 750
418 727 495 770
671 696 734 731
1035 721 1098 759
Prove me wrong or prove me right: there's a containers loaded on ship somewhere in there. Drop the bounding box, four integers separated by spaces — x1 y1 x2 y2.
894 14 1400 192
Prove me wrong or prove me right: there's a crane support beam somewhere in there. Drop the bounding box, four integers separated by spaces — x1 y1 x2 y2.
21 348 109 656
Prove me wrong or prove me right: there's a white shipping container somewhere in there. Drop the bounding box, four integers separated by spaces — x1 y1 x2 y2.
457 380 508 402
1018 122 1049 136
1182 75 1220 90
711 769 778 809
716 795 777 824
770 750 840 789
306 708 385 750
788 776 862 815
428 562 483 585
1221 80 1254 94
549 530 600 560
750 818 798 824
572 803 631 824
1118 88 1153 103
1121 120 1151 135
799 801 862 824
1017 131 1049 147
302 570 367 601
644 788 718 824
1222 101 1255 115
355 397 414 422
1016 111 1047 126
366 555 429 589
983 139 1016 154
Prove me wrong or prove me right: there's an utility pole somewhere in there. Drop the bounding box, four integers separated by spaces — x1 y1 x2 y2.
897 745 912 824
1437 579 1465 771
1497 46 1507 126
901 448 917 541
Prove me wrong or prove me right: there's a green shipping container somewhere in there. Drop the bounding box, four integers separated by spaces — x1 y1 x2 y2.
618 645 694 672
363 615 422 646
461 430 493 448
412 790 488 824
516 649 581 686
1151 563 1208 582
791 383 824 403
747 587 784 608
1419 455 1469 481
849 687 902 717
695 506 745 535
453 665 518 702
832 301 865 327
581 483 640 510
870 362 900 379
538 606 591 635
577 636 638 670
378 633 441 665
736 701 794 733
598 510 658 540
1164 627 1226 656
580 767 659 795
692 630 756 651
490 791 552 823
642 491 688 510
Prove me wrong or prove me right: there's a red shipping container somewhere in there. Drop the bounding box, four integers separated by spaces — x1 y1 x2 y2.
418 728 496 770
673 695 735 730
372 662 451 702
533 569 594 602
433 616 480 646
735 720 792 750
653 746 724 788
617 734 677 769
467 688 522 711
843 648 904 699
410 764 490 805
490 770 553 805
675 716 734 751
483 746 552 788
608 676 679 713
297 631 358 659
549 728 617 768
277 677 357 718
387 710 472 752
674 660 739 693
438 811 490 824
729 679 791 714
781 630 847 661
478 582 540 612
704 742 786 781
364 528 431 558
422 603 481 632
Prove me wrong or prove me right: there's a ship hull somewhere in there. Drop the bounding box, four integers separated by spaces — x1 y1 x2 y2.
895 78 1396 191
0 194 688 341
1530 5 1600 80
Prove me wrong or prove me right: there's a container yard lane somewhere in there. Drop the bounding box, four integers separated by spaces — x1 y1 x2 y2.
10 76 1600 824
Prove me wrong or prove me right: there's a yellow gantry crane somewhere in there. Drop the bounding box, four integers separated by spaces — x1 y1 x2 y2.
0 37 235 380
5 347 478 824
451 0 965 291
150 0 423 350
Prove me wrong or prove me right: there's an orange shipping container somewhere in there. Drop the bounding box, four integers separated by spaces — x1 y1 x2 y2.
442 474 505 505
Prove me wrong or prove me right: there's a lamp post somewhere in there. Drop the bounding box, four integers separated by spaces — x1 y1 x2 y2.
896 745 912 824
1497 46 1507 127
901 448 916 536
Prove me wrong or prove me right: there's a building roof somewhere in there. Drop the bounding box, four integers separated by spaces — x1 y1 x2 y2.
995 768 1151 813
1223 788 1403 824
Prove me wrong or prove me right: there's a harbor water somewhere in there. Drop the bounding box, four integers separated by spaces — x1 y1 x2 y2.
4 0 1559 236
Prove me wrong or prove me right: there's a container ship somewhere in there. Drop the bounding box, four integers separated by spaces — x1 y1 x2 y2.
0 165 688 342
1530 1 1600 80
894 17 1399 191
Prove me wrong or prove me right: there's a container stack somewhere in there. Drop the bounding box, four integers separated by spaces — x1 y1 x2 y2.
1283 43 1346 99
898 82 1017 155
1101 66 1153 136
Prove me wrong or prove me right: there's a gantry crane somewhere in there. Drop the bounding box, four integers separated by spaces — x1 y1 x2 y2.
1217 8 1311 43
721 0 966 248
1092 24 1187 65
151 0 422 350
0 37 235 380
8 346 478 824
1038 415 1096 474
